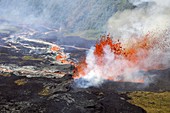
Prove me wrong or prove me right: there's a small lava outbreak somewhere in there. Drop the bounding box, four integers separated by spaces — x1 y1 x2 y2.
51 45 73 64
73 33 170 87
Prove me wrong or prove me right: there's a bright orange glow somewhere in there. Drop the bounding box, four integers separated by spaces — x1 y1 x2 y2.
51 45 72 64
56 54 66 61
55 53 71 64
73 34 162 83
73 59 87 79
51 46 61 52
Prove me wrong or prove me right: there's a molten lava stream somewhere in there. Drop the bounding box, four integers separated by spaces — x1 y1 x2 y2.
51 45 72 64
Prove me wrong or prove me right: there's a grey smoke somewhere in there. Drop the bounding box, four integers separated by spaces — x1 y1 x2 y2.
74 0 170 88
0 0 134 33
107 0 170 39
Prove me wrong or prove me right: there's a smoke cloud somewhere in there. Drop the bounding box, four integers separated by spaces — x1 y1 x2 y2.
74 0 170 88
107 0 170 39
0 0 123 33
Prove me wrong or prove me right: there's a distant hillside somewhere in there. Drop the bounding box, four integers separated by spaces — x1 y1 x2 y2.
0 0 134 37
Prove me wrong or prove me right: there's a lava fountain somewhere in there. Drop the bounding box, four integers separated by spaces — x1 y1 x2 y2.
73 33 170 88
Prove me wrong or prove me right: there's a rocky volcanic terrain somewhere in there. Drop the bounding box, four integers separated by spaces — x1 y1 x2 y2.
0 20 170 113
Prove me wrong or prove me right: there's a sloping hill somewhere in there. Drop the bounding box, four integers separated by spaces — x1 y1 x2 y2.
0 0 134 34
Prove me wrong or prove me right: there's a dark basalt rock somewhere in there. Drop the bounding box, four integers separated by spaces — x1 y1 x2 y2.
0 20 168 113
0 74 146 113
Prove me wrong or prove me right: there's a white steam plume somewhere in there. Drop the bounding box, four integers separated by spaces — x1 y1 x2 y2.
74 0 170 88
107 0 170 39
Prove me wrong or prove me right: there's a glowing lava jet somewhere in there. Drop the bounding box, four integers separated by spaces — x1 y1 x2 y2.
73 33 168 86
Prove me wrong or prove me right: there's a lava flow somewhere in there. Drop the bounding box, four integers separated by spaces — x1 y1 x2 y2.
51 45 71 64
73 33 167 85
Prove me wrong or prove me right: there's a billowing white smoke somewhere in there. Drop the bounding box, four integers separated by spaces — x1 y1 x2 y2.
107 0 170 39
75 47 105 88
75 46 147 88
74 0 170 88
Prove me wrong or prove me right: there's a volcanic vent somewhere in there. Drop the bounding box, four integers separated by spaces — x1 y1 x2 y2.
0 0 170 112
73 33 170 88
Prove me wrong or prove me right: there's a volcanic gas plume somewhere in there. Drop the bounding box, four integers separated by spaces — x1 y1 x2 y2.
72 0 170 88
73 32 170 88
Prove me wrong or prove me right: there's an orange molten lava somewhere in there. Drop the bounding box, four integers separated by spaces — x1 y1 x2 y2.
73 34 161 83
50 45 71 64
51 45 61 52
94 34 153 64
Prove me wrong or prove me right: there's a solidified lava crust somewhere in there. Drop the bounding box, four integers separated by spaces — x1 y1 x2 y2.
0 74 146 113
0 23 169 113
